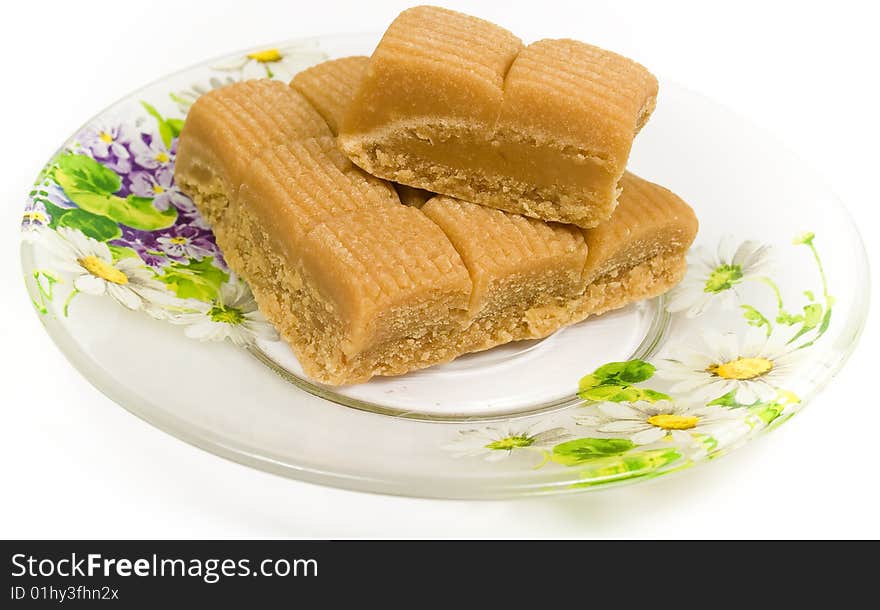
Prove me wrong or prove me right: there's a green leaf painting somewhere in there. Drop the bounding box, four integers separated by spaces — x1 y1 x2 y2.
56 152 121 194
578 360 670 403
742 304 772 336
57 209 122 242
114 195 178 231
158 257 228 301
706 390 756 409
28 270 62 315
142 102 183 148
53 153 177 231
743 234 834 350
593 360 655 384
107 244 140 262
551 438 635 466
572 449 684 488
750 403 785 426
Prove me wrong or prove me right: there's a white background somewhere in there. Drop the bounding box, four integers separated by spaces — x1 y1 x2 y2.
1 0 877 538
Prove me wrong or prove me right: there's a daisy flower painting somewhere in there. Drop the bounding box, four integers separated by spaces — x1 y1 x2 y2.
656 329 803 405
576 400 749 448
45 227 174 314
212 42 327 80
442 422 571 462
174 280 278 347
666 236 773 318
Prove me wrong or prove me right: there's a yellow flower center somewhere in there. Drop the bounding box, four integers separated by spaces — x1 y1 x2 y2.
153 185 165 195
647 414 699 430
247 48 282 63
169 236 188 245
155 152 170 163
99 131 113 144
707 357 774 380
79 256 128 285
24 211 48 222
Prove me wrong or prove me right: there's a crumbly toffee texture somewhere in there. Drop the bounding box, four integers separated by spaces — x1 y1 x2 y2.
337 6 659 228
174 59 695 385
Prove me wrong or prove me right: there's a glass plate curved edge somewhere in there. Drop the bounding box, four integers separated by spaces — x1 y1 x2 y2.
18 33 872 499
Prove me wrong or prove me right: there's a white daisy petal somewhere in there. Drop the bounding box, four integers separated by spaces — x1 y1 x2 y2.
743 325 773 351
733 383 760 405
241 61 268 80
531 428 572 445
739 244 774 277
669 375 715 393
53 259 88 274
220 279 246 306
717 290 740 311
716 332 741 363
484 450 511 463
665 285 703 313
185 321 223 341
438 443 469 455
39 228 77 259
631 427 667 445
575 414 602 427
227 326 255 347
242 320 278 341
732 240 762 268
751 382 779 402
73 274 106 295
687 380 730 402
690 256 711 275
597 403 642 419
680 351 713 369
685 295 715 318
106 283 142 310
598 421 652 433
655 366 697 382
670 429 697 446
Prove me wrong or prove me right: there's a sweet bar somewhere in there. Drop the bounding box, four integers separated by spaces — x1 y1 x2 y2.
337 6 658 228
175 48 695 384
175 79 331 226
422 195 588 350
178 93 473 383
295 56 696 328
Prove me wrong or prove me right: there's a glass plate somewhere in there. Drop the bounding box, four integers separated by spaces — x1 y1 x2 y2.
19 33 869 498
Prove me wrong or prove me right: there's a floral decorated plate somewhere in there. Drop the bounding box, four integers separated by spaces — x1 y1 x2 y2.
20 33 869 498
